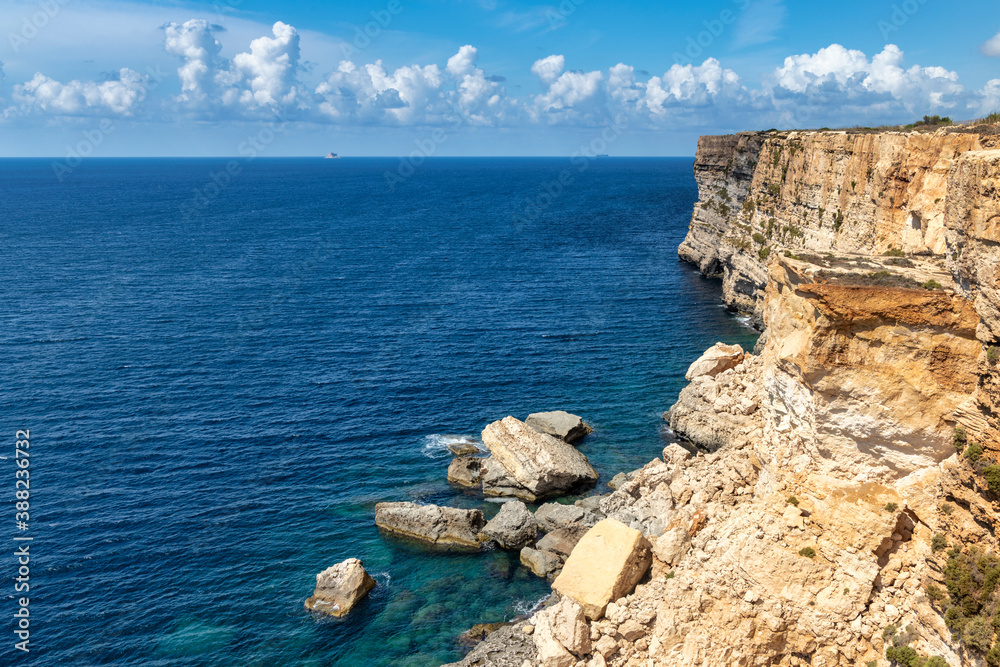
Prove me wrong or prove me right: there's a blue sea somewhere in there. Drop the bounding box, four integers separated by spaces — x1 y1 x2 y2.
1 157 757 666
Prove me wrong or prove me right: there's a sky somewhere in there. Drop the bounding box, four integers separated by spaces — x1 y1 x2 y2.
1 0 1000 157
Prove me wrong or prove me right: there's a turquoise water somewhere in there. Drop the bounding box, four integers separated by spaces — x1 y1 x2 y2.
1 157 758 665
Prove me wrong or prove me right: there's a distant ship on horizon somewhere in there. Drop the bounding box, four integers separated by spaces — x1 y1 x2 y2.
324 152 341 159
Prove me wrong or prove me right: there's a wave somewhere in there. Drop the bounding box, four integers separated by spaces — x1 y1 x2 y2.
420 434 480 459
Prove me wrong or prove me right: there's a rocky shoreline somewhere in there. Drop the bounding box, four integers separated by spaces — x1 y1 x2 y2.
313 124 1000 666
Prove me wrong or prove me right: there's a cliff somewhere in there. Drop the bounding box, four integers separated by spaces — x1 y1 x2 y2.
449 127 1000 667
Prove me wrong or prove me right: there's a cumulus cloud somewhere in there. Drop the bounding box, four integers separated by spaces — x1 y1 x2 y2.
233 21 302 110
314 60 447 124
445 45 515 125
766 44 965 124
530 55 605 123
982 30 1000 57
13 68 148 116
163 19 239 111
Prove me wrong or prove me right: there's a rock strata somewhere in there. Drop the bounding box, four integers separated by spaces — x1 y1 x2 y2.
481 416 598 499
303 558 375 617
526 411 594 444
374 502 484 549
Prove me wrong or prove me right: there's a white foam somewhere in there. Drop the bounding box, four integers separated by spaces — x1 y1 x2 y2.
512 594 550 618
421 434 480 459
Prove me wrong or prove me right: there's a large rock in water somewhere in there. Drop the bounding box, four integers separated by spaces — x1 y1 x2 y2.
303 558 376 617
481 456 539 502
447 457 482 488
481 500 537 550
684 342 745 381
526 411 593 444
374 502 485 549
481 417 598 499
552 519 652 620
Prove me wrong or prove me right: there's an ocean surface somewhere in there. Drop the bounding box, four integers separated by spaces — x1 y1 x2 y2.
1 157 758 666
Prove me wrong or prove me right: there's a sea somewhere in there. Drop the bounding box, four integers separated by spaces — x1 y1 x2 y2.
0 157 758 666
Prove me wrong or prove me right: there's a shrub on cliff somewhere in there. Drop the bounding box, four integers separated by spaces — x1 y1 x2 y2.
940 545 1000 656
989 346 1000 364
984 465 1000 494
932 534 948 552
966 443 984 463
798 547 816 558
954 428 968 453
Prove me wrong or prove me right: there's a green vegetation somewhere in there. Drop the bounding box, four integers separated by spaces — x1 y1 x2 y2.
932 534 948 552
979 112 1000 126
798 547 816 558
833 210 846 232
927 584 946 603
921 279 943 290
867 167 874 180
884 248 905 257
885 502 899 513
939 543 1000 661
955 427 968 453
784 250 802 260
664 570 675 580
984 465 1000 494
883 624 948 666
905 115 954 130
752 232 767 245
758 246 771 261
966 442 984 463
767 183 781 197
742 198 756 214
851 180 857 191
787 496 799 507
727 237 750 251
942 503 954 515
989 346 1000 364
719 203 731 217
821 270 920 289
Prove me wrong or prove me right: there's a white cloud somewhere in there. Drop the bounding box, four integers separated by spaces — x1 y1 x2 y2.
445 45 515 125
163 19 238 111
12 68 148 116
982 29 1000 57
314 59 447 124
233 21 302 110
768 44 965 121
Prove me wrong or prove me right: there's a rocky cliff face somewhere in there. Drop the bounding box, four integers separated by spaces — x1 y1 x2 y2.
450 128 1000 667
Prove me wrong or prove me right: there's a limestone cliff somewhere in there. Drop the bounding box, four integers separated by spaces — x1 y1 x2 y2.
449 127 1000 667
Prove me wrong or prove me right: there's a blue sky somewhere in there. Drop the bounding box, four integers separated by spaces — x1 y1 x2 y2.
1 0 999 156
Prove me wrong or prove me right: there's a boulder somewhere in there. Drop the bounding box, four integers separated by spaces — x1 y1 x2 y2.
375 502 485 549
481 417 598 499
608 472 630 490
533 596 592 667
448 440 481 456
537 526 587 557
534 503 600 533
662 443 693 468
574 495 606 511
441 624 538 667
552 519 653 619
526 411 594 444
447 457 482 488
481 456 538 502
651 525 691 572
303 558 376 617
520 547 564 578
481 501 537 550
684 342 745 381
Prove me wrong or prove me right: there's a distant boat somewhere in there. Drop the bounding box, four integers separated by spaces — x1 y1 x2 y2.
324 152 341 159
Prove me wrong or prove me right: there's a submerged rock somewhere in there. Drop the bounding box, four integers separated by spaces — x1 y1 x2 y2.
536 526 586 557
447 457 482 488
481 417 598 500
374 502 485 549
303 558 376 617
526 411 594 444
552 519 652 619
481 500 537 550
